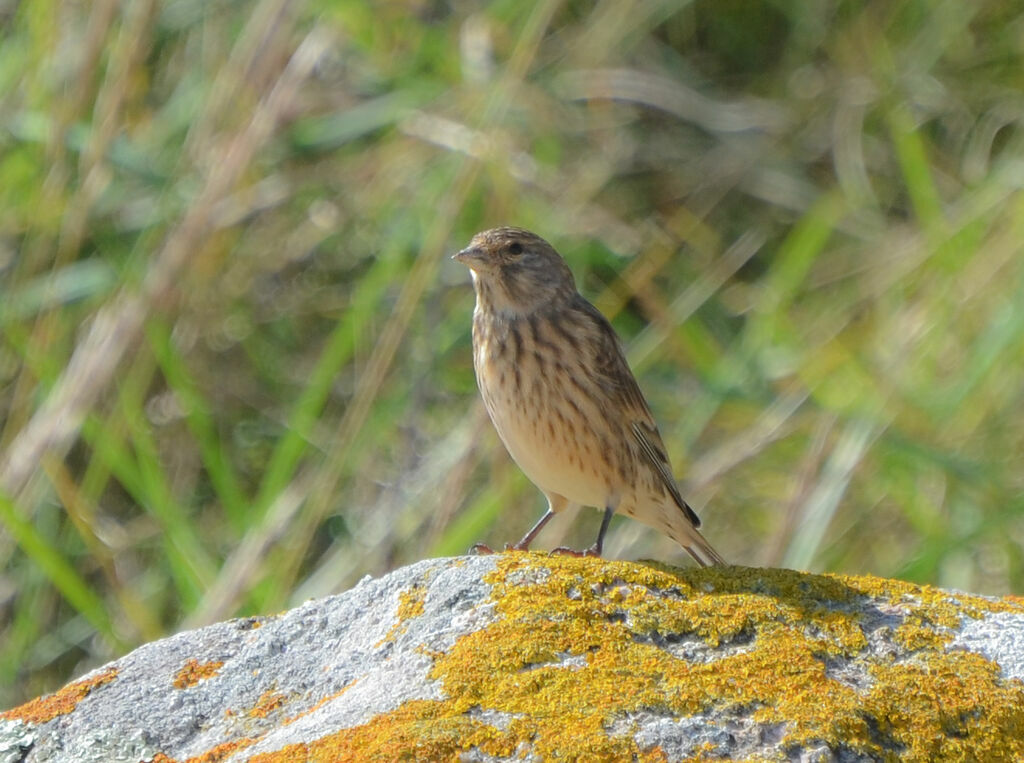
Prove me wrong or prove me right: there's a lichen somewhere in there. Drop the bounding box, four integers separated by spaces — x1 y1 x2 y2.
375 582 429 647
249 689 288 719
0 666 118 724
152 743 260 763
256 554 1024 762
282 681 357 726
173 659 224 689
396 585 427 621
185 738 257 762
24 555 1024 762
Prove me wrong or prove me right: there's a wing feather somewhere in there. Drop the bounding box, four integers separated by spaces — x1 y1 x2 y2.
570 297 702 528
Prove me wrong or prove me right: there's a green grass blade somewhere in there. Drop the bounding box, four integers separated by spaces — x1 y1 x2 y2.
252 243 407 516
146 319 249 530
115 355 216 604
0 490 118 646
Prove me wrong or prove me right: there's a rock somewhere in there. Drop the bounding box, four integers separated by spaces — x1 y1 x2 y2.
2 554 1023 761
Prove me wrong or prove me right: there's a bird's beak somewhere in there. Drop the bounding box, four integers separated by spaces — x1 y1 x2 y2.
452 246 487 271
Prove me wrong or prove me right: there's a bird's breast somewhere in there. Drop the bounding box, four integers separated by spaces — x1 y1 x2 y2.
472 311 612 508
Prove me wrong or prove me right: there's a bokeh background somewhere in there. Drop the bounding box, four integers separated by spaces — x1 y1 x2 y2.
2 0 1024 705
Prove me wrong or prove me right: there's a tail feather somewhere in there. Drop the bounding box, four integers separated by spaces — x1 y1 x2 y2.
670 522 726 567
663 484 724 566
631 496 727 566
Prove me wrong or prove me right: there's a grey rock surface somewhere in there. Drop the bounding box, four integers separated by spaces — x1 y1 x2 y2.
1 554 1022 762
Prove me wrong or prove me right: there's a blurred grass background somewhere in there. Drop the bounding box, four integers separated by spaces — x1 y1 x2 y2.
2 0 1024 705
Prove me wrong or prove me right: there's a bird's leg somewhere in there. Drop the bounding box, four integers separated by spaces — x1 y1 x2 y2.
510 509 555 550
470 509 555 555
551 504 616 558
590 504 615 555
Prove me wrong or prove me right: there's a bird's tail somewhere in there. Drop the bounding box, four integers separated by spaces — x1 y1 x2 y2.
669 520 726 567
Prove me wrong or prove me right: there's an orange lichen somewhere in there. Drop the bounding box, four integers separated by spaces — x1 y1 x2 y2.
249 690 287 719
186 738 258 763
375 583 428 646
18 556 1024 762
146 737 258 761
282 680 358 726
247 700 516 763
247 554 1024 762
0 666 118 724
173 659 224 689
150 735 260 762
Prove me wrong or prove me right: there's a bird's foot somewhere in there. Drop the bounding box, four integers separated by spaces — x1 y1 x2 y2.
549 544 602 558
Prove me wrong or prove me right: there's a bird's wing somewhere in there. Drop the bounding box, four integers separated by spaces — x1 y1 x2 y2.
573 298 702 529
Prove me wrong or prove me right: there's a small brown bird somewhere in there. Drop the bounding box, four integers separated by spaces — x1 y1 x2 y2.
453 227 725 566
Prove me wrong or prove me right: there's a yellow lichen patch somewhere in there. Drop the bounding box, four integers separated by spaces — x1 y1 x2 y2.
0 666 118 724
838 570 1017 623
892 613 952 651
398 584 427 620
375 584 428 647
861 650 1024 760
247 698 672 763
249 689 288 719
247 700 521 763
173 658 225 689
414 643 444 661
217 555 1024 761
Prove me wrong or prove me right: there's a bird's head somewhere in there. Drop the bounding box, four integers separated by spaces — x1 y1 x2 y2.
453 227 577 315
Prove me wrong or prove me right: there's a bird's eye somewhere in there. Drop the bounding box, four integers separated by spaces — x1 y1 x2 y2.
508 242 523 255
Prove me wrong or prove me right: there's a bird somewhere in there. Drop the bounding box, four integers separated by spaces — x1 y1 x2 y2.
452 226 725 566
